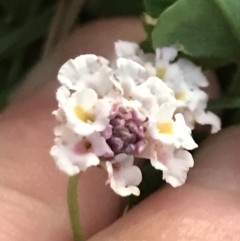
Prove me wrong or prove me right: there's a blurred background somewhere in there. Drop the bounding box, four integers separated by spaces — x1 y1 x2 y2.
0 0 143 111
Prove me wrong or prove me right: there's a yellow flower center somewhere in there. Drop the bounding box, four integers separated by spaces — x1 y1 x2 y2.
156 67 167 79
157 122 174 135
175 92 187 100
74 106 95 123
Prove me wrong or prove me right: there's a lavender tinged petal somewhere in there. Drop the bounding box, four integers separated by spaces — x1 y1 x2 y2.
102 149 114 158
109 103 120 119
136 127 145 140
135 140 147 154
101 125 113 139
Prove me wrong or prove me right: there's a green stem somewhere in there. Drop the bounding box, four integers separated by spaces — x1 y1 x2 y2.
67 174 84 241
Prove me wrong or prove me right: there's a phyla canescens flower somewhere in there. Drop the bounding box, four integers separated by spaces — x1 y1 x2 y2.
50 45 215 196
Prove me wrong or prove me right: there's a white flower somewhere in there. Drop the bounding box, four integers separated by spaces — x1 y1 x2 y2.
106 154 142 196
174 113 198 150
194 109 221 133
176 58 209 88
64 88 111 136
115 41 140 59
51 140 80 176
155 55 221 132
140 138 194 187
50 128 112 175
132 76 177 115
159 62 208 110
155 47 178 79
163 64 190 106
115 41 156 75
156 47 178 62
150 145 194 187
58 54 113 94
56 86 71 108
52 86 71 122
115 58 146 98
157 57 209 109
149 103 197 150
188 88 221 133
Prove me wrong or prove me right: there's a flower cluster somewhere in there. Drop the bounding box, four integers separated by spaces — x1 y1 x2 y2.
51 44 220 196
115 41 221 133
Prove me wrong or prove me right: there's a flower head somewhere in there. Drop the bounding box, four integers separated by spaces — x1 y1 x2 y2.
117 42 221 132
51 47 210 196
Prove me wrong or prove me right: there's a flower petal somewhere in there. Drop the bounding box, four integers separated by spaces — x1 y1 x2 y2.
75 152 100 170
194 110 221 133
106 160 142 196
113 153 134 167
150 145 194 187
72 89 98 110
115 41 139 58
177 58 209 87
50 144 80 176
156 47 178 62
117 58 146 96
93 116 109 132
174 113 198 150
56 86 71 108
163 149 194 187
58 54 109 90
88 132 113 157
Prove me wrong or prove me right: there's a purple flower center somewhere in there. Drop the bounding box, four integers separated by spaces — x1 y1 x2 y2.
103 106 147 155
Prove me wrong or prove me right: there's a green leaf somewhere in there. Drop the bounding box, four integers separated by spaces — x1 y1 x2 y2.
141 0 178 53
213 0 240 43
143 0 177 18
0 6 54 58
152 0 240 66
177 53 233 69
140 20 155 52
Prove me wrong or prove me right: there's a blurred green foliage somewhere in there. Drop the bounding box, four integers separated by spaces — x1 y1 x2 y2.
82 0 143 20
0 0 143 111
0 0 57 110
